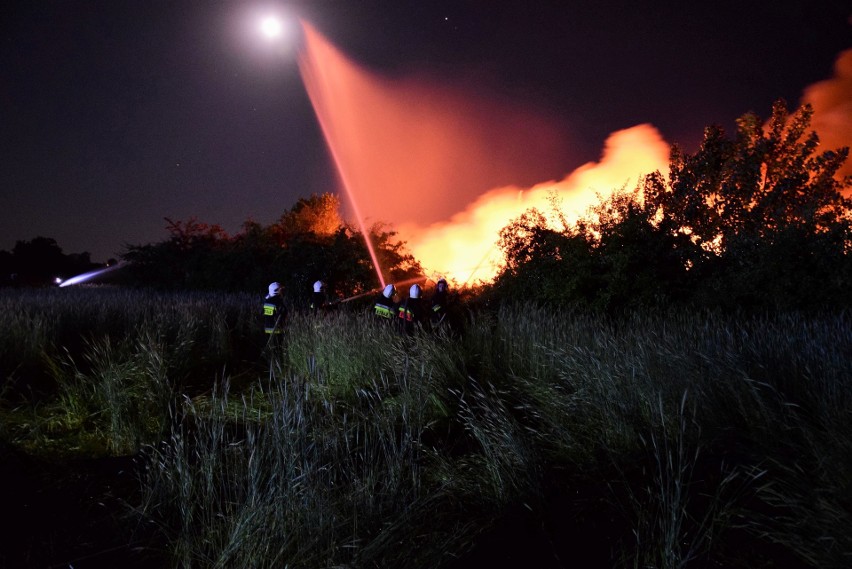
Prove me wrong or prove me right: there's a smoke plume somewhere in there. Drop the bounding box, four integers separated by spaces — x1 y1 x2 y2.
801 48 852 184
402 125 670 283
298 22 572 228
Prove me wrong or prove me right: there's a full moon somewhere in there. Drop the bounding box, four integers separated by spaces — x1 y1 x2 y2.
260 16 283 39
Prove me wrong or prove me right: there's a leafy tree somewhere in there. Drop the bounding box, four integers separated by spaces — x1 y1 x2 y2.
13 237 65 283
121 193 423 301
368 221 423 287
271 193 343 240
643 101 852 308
493 208 600 305
493 189 697 311
587 188 697 310
1 237 98 286
121 218 231 290
490 101 852 311
645 102 850 250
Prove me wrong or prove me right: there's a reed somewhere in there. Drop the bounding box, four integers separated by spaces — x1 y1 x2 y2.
2 288 850 567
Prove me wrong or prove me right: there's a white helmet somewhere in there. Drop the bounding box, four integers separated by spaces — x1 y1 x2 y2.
382 284 396 298
313 280 324 293
268 282 282 296
409 284 421 299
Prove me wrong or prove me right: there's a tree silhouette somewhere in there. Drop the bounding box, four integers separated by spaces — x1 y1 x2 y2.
645 102 850 258
121 193 423 300
0 237 97 286
491 101 852 310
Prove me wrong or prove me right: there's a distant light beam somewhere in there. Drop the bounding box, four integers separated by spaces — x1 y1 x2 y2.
59 262 126 287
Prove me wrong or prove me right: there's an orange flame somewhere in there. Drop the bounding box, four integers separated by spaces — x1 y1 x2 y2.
402 125 670 283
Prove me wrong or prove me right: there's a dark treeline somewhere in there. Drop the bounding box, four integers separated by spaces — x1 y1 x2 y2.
0 236 102 287
4 101 850 312
119 101 852 311
488 101 852 311
120 193 422 302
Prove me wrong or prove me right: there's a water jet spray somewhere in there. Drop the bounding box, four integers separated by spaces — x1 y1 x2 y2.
297 20 387 289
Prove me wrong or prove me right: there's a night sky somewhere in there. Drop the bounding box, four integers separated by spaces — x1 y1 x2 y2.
2 1 850 262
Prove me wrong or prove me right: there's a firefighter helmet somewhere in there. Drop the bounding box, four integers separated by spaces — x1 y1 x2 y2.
409 284 421 299
382 284 396 298
313 280 324 293
268 282 282 296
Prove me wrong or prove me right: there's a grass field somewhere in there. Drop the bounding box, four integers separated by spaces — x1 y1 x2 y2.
1 287 850 568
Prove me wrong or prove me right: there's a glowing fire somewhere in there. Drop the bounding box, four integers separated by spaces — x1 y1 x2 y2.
401 126 670 283
802 48 852 185
297 21 669 284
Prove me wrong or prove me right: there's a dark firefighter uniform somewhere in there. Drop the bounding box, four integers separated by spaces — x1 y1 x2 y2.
374 284 397 319
264 282 286 335
398 284 426 334
310 280 327 313
430 278 449 326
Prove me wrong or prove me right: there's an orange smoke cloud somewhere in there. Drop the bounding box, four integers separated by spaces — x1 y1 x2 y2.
402 125 671 284
801 48 852 185
298 21 571 228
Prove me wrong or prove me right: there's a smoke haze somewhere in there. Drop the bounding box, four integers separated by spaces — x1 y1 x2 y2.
802 48 852 184
402 125 670 283
298 22 572 227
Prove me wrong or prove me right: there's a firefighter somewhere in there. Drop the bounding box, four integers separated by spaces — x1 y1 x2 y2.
430 278 449 327
398 283 426 334
310 280 327 313
374 284 397 320
263 281 287 343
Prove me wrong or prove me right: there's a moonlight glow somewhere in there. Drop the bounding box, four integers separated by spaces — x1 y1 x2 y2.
260 16 283 39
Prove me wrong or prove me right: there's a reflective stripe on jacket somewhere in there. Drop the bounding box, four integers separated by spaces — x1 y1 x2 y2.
264 300 284 334
375 302 395 318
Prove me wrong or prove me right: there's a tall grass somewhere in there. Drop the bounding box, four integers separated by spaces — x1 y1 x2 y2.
2 288 850 567
0 288 258 387
481 305 852 568
0 287 258 455
139 311 473 568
